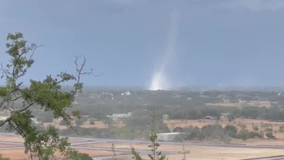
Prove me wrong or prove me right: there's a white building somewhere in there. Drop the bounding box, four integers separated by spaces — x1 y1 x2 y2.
157 132 187 141
107 112 132 121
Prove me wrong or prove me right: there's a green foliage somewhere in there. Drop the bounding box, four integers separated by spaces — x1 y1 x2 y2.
248 131 262 138
228 115 235 122
70 152 93 160
224 125 238 138
237 129 249 141
266 132 275 139
0 32 91 159
279 125 284 132
131 148 142 160
0 154 10 160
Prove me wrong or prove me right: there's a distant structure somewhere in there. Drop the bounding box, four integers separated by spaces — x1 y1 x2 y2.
162 114 170 120
107 112 132 121
220 113 230 120
157 132 186 141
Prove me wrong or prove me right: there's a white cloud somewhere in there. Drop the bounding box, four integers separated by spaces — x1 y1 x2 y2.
222 0 284 11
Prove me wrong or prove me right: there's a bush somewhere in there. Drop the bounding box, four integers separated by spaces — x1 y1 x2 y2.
224 125 238 138
74 153 93 160
89 119 95 125
265 128 273 133
266 132 275 139
253 125 259 131
75 119 85 126
237 129 249 141
198 133 206 141
222 135 232 144
279 125 284 132
248 131 262 138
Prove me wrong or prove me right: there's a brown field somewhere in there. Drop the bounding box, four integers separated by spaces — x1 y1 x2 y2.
164 118 284 139
82 142 284 160
1 134 284 160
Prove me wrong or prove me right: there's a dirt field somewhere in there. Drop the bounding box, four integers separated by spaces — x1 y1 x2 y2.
82 142 284 160
1 134 284 160
164 118 284 139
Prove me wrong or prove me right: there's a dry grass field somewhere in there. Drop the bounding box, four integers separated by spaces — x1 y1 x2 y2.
1 134 284 160
82 142 284 160
164 118 284 139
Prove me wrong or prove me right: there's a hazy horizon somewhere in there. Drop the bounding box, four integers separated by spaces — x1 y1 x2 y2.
1 0 284 89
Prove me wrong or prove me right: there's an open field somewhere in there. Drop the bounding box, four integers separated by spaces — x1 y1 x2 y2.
2 134 284 160
206 101 274 108
82 142 284 160
164 118 284 139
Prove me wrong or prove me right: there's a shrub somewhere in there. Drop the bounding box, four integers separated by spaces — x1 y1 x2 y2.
266 132 275 139
265 128 273 133
198 133 206 141
74 153 93 160
90 119 95 125
253 125 259 131
279 125 284 132
224 125 238 138
248 131 262 138
237 129 249 141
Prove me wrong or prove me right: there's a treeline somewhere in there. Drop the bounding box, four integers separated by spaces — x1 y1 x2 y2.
156 106 284 121
174 124 274 142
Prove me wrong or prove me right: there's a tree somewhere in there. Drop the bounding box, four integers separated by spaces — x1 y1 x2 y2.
0 32 92 159
266 132 275 139
224 125 238 138
237 129 249 141
248 131 262 138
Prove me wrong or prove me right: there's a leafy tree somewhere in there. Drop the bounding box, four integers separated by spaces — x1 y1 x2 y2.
237 129 249 141
248 131 262 138
224 125 238 138
0 32 92 159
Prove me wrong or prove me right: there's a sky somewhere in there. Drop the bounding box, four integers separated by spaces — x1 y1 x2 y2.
1 0 284 89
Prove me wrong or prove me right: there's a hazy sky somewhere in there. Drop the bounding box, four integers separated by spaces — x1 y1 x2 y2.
1 0 284 88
